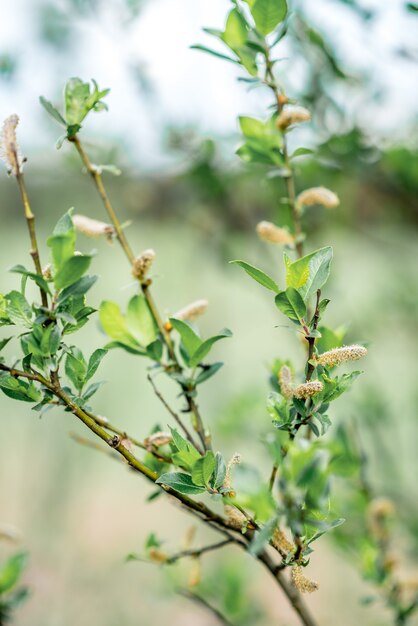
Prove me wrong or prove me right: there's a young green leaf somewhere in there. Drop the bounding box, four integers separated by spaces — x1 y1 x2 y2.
0 552 28 594
189 329 232 367
0 376 42 403
155 472 206 495
126 295 157 347
39 96 67 127
86 348 107 382
230 260 279 292
191 451 216 487
99 301 142 351
65 348 87 392
212 452 227 489
169 318 202 357
54 255 91 291
251 0 288 35
285 247 333 301
6 291 32 328
275 287 306 322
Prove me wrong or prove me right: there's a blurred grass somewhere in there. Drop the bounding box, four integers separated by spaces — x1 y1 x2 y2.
1 175 418 625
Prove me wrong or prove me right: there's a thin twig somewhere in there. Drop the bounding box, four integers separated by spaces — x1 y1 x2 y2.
147 373 202 453
167 538 232 564
178 589 236 626
15 170 49 308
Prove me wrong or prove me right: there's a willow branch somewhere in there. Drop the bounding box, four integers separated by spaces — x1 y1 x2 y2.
14 170 49 308
167 538 232 564
0 361 317 626
178 589 236 626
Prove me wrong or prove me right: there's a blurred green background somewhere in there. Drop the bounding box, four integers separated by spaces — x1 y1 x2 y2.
0 0 418 624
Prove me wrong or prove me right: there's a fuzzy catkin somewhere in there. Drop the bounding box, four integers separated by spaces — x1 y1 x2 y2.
223 504 246 530
272 528 294 555
276 106 311 130
132 249 156 280
73 214 114 239
172 299 208 323
0 115 22 176
316 345 367 368
279 365 293 400
293 381 323 399
256 221 294 245
297 187 340 209
143 431 172 449
291 566 319 593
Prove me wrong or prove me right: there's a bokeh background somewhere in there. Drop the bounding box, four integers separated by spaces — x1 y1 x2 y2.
0 0 417 624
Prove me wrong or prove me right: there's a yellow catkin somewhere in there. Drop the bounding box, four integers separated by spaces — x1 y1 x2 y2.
224 504 246 530
256 221 294 245
316 345 368 368
165 299 209 331
148 548 168 563
42 264 52 280
278 365 293 400
132 249 156 280
0 114 23 176
143 431 172 449
297 187 340 209
291 566 319 593
223 452 242 492
293 381 323 399
272 528 295 556
276 106 311 130
188 557 201 588
368 497 395 540
73 214 115 240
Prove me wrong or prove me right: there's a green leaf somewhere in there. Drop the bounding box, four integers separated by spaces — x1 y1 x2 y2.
249 516 278 556
0 336 12 352
239 116 267 138
54 255 91 290
222 8 248 48
99 301 141 351
191 451 216 487
0 375 42 403
291 147 314 158
195 362 223 385
47 211 76 271
321 371 362 402
126 295 157 347
285 247 333 301
230 260 279 292
170 428 201 471
146 339 163 362
57 275 98 304
0 552 28 594
251 0 287 35
212 452 227 489
189 329 232 367
64 77 110 128
86 348 107 382
156 472 206 495
39 96 66 127
169 318 202 357
65 348 87 392
191 45 239 64
6 291 32 327
275 287 306 322
10 265 52 295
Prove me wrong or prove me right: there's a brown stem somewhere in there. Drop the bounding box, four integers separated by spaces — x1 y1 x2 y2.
167 538 232 564
178 589 236 626
15 172 49 308
147 373 203 453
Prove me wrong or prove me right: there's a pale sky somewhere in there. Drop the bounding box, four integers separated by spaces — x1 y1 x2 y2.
0 0 417 168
